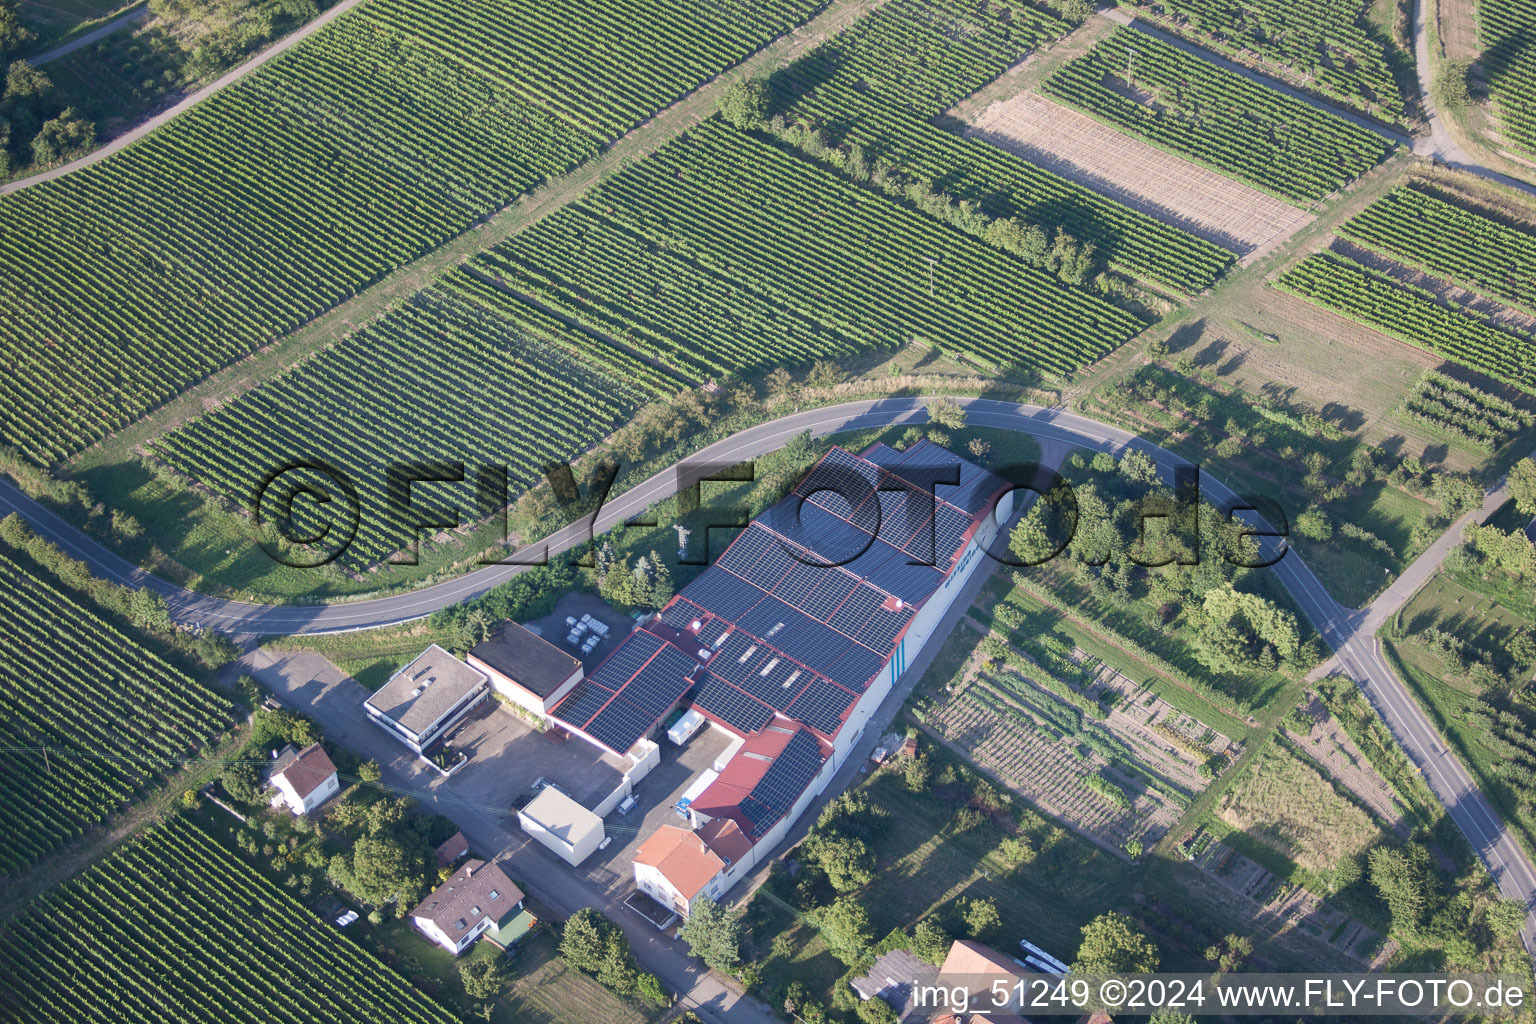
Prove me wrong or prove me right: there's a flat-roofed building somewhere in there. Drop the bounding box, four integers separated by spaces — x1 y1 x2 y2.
517 785 605 866
364 644 489 755
467 622 583 719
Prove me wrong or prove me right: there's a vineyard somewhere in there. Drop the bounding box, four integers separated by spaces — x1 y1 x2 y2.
1276 252 1536 396
1478 0 1536 154
0 815 457 1024
0 547 234 876
546 122 1149 377
773 0 1235 293
1336 184 1536 314
0 0 824 465
152 275 665 569
1403 370 1533 452
1042 27 1394 203
1117 0 1406 122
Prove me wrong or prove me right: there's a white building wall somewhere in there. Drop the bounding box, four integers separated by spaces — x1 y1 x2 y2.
518 809 604 866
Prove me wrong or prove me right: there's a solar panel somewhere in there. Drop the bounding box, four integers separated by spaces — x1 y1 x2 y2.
933 502 973 566
679 566 768 620
876 486 933 556
823 644 887 691
852 600 916 652
692 675 774 734
785 678 858 735
863 554 944 607
552 679 616 728
695 617 731 649
589 629 666 690
621 647 697 716
760 496 873 567
773 560 857 622
736 653 810 711
861 442 905 469
657 597 706 630
828 583 884 638
715 523 777 578
738 729 825 838
583 697 657 753
709 630 772 685
738 597 852 674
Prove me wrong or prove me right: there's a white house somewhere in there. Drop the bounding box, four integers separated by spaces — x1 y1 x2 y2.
632 821 750 919
517 786 605 866
266 743 340 816
409 859 529 955
467 622 584 719
364 644 490 755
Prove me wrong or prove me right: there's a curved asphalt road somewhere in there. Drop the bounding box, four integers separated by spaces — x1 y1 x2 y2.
5 395 1536 948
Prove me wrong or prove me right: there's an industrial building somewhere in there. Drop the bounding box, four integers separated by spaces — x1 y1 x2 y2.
544 440 1012 904
363 644 490 755
467 621 584 719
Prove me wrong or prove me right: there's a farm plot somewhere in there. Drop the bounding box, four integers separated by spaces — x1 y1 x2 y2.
0 545 235 877
0 0 825 465
151 273 670 570
1285 697 1410 834
967 91 1311 257
585 120 1150 377
1041 27 1395 203
774 0 1236 294
1116 0 1407 122
0 815 456 1024
1217 735 1384 875
1477 0 1536 155
1336 183 1536 315
1276 252 1536 396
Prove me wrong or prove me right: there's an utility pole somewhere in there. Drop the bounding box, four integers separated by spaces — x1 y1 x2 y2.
1126 45 1137 86
924 255 939 297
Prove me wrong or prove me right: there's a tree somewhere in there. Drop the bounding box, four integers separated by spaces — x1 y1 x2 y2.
912 917 951 965
31 106 93 164
1487 897 1527 938
559 908 609 972
1053 0 1094 23
128 586 171 632
1295 505 1333 541
1118 449 1161 485
1072 912 1159 973
856 996 899 1023
961 896 1002 942
328 833 431 912
358 759 382 783
1369 846 1431 933
925 397 967 430
806 359 844 388
1149 1012 1198 1024
636 972 668 1007
765 366 794 398
1203 933 1253 973
718 77 770 128
818 895 874 965
596 932 637 994
678 896 741 973
804 832 874 891
1510 458 1536 517
0 2 34 62
3 59 47 102
459 957 507 999
649 549 673 606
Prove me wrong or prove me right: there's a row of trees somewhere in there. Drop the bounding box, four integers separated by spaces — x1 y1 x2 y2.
558 909 668 1007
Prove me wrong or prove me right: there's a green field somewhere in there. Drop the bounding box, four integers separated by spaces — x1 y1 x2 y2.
0 0 825 466
1042 27 1394 203
1478 0 1536 155
0 539 233 875
0 814 455 1024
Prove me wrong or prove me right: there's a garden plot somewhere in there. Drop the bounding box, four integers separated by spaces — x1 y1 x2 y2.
1285 697 1410 835
966 91 1310 260
1218 737 1385 874
926 666 1185 854
1081 655 1239 791
1191 837 1390 964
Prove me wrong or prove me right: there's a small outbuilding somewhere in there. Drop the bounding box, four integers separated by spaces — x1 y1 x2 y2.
517 786 605 866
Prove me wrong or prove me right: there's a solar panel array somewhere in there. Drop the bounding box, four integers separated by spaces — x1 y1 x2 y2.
554 444 1000 754
735 729 826 839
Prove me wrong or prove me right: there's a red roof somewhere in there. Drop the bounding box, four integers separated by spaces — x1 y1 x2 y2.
272 743 337 801
688 725 829 842
634 826 726 900
435 831 469 868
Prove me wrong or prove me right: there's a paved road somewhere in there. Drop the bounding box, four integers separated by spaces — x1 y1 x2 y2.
0 0 365 196
28 5 148 66
8 396 1536 951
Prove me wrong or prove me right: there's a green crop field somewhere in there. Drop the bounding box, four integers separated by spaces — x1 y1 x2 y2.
0 545 234 876
0 815 456 1024
1042 27 1394 203
774 0 1236 294
0 0 824 466
1115 0 1406 121
1337 184 1536 314
1276 252 1536 395
1478 0 1536 155
151 274 669 569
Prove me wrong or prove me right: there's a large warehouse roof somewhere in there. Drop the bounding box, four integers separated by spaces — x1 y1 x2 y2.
551 441 1006 762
